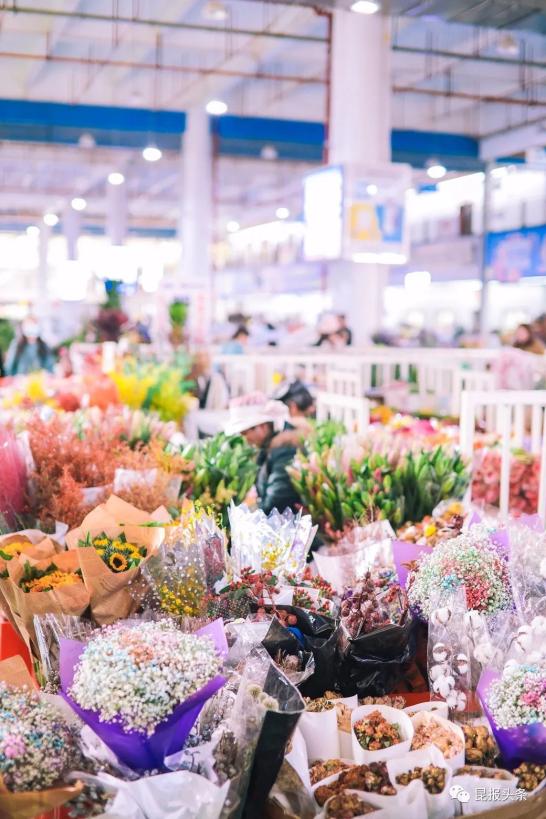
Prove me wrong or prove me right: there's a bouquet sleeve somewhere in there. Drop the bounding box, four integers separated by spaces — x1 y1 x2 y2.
2 550 90 654
0 532 62 631
66 495 170 624
0 656 82 819
60 618 228 772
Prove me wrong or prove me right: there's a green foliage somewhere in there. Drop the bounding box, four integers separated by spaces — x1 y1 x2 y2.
0 319 14 354
181 432 259 525
169 300 189 328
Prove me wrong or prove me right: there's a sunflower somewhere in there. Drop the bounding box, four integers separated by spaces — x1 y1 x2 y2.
108 552 128 572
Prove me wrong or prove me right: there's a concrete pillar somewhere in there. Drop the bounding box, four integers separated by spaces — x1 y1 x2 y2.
328 10 391 345
179 107 213 346
107 180 128 246
63 204 81 261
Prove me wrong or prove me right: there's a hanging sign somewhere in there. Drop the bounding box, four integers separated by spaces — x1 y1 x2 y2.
303 162 411 265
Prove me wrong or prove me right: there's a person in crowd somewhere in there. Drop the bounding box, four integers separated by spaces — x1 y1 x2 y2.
274 380 315 432
512 323 545 355
337 313 353 346
190 350 229 410
533 313 546 345
5 318 55 376
224 398 302 514
314 313 343 348
221 325 250 354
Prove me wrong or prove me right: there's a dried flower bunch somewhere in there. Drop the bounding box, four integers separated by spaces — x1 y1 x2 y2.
353 710 402 751
395 764 446 794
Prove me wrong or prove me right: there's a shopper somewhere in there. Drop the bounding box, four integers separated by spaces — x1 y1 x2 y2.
224 399 302 514
337 313 353 346
190 350 229 410
221 325 250 354
5 318 55 376
274 380 315 431
512 323 545 355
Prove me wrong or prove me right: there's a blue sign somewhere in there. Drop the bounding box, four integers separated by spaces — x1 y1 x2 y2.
485 224 546 281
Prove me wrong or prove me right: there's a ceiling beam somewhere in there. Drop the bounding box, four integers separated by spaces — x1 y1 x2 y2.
1 5 326 44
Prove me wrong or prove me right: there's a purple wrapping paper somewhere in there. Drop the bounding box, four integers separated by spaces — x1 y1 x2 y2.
392 540 432 588
467 514 511 560
518 513 544 531
477 668 546 767
60 618 228 772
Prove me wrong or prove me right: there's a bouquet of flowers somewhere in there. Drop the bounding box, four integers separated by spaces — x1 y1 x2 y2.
0 655 81 818
313 520 395 594
0 426 26 529
60 617 227 770
228 503 316 581
407 525 513 621
181 433 259 525
109 356 195 423
289 433 468 535
0 550 90 655
471 448 540 515
478 659 546 766
66 494 170 624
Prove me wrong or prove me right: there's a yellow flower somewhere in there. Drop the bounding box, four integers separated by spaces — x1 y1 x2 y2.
108 552 128 572
424 523 437 538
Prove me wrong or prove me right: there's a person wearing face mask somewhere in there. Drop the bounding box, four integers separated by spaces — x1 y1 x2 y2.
5 318 55 376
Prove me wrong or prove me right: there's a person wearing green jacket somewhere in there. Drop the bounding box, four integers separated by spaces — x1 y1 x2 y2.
224 399 302 514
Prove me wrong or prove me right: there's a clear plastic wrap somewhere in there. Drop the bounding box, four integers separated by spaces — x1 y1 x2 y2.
33 612 96 691
313 521 394 595
427 588 473 721
507 522 546 621
227 503 316 580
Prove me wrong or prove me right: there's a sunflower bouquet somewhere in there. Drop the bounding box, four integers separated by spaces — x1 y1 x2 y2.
66 494 169 625
78 531 147 574
0 551 90 655
19 560 83 593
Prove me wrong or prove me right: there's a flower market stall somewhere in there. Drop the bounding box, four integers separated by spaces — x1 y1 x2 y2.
0 397 544 819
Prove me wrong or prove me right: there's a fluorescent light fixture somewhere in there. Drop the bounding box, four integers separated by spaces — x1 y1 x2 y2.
405 270 431 290
276 207 290 220
43 213 59 227
71 197 87 211
226 220 240 233
142 145 162 162
426 162 447 180
203 0 228 20
366 183 378 195
206 99 228 115
352 251 407 265
108 171 125 185
26 225 39 237
261 145 278 160
350 0 380 12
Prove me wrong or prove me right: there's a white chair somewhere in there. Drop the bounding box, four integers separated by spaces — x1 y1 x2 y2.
459 390 546 519
316 392 370 434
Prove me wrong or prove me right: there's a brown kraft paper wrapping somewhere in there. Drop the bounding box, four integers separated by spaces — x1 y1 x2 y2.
66 494 169 625
0 533 62 631
2 550 90 655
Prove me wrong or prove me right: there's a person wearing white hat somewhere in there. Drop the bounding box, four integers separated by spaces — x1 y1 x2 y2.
224 396 302 514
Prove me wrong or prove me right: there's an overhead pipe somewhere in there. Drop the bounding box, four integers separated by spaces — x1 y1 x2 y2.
3 4 327 44
393 85 546 107
0 49 324 85
393 44 546 72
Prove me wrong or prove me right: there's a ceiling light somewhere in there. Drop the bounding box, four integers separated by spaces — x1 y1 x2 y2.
261 145 278 160
496 33 519 57
43 212 59 227
366 183 378 195
276 207 290 220
142 145 162 162
350 0 380 13
78 133 96 149
206 99 228 116
26 225 39 237
226 220 240 233
426 161 447 180
71 197 87 211
203 0 228 20
108 171 125 185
